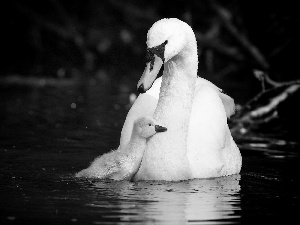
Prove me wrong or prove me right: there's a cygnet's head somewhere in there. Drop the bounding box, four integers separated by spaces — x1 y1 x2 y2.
133 116 167 139
137 18 197 93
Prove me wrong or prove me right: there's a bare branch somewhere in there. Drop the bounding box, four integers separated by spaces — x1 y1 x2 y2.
108 0 159 22
251 85 300 118
253 69 300 91
231 84 300 135
196 32 245 62
16 2 94 73
16 3 72 40
209 0 269 70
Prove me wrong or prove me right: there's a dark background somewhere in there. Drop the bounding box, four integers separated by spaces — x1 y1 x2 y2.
0 2 300 224
1 0 299 103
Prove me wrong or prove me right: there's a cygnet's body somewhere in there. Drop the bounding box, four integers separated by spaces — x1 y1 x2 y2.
75 116 167 180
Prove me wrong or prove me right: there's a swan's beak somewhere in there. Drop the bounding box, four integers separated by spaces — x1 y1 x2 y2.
155 125 167 133
137 55 163 93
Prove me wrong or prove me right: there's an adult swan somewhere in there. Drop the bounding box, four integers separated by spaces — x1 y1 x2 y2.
121 18 242 181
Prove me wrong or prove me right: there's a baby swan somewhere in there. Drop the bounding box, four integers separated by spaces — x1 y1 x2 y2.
75 116 167 180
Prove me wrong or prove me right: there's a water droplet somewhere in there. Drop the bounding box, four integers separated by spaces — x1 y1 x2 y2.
249 143 268 148
71 103 77 109
57 68 65 78
120 29 133 44
240 127 247 134
39 79 46 86
114 104 120 110
129 93 137 104
7 216 16 221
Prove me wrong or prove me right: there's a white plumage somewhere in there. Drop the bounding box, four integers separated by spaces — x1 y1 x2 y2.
119 18 241 181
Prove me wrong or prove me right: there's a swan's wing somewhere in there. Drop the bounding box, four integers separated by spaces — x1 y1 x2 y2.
218 92 235 118
196 78 235 118
196 77 222 92
119 78 161 149
187 84 228 178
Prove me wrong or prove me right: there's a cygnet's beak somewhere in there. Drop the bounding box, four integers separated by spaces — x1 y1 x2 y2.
155 125 167 133
137 55 163 93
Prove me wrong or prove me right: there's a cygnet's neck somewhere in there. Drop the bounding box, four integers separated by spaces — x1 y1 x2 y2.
125 131 147 161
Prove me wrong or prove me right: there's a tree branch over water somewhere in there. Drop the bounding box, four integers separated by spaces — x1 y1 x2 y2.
231 70 300 140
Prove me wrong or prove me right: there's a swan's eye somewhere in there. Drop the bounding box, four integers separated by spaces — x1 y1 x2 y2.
146 50 155 71
148 123 152 126
146 50 154 63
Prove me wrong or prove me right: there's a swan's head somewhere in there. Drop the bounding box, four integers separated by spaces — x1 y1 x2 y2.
133 116 167 139
137 18 194 93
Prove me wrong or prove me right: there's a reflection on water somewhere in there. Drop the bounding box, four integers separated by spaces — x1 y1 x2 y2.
77 175 240 224
0 78 299 224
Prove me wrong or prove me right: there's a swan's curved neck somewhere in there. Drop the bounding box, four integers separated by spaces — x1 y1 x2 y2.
154 44 198 152
155 32 198 127
135 33 198 181
155 55 197 125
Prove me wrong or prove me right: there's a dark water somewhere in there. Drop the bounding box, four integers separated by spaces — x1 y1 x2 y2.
0 78 299 224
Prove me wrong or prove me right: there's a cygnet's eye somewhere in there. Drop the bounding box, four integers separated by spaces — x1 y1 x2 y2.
148 123 152 126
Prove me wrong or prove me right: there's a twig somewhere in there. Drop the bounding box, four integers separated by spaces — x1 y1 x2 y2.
195 32 244 62
231 83 300 135
16 3 72 40
16 2 95 73
251 84 300 117
253 69 300 91
108 0 159 23
209 0 269 70
50 0 77 32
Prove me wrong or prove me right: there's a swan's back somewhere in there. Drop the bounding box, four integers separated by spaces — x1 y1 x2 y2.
187 84 228 178
196 78 235 118
120 76 236 153
186 82 241 177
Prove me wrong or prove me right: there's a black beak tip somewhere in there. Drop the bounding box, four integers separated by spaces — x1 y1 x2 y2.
155 125 167 133
137 84 146 93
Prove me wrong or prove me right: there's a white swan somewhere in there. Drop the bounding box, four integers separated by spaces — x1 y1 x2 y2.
75 116 167 180
120 18 242 181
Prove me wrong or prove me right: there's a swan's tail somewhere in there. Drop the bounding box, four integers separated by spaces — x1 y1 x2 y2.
219 93 235 118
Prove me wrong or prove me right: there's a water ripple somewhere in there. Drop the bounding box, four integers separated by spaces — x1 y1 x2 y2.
74 175 241 224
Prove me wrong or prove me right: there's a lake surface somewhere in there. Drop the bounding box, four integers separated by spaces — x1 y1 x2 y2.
0 78 299 224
